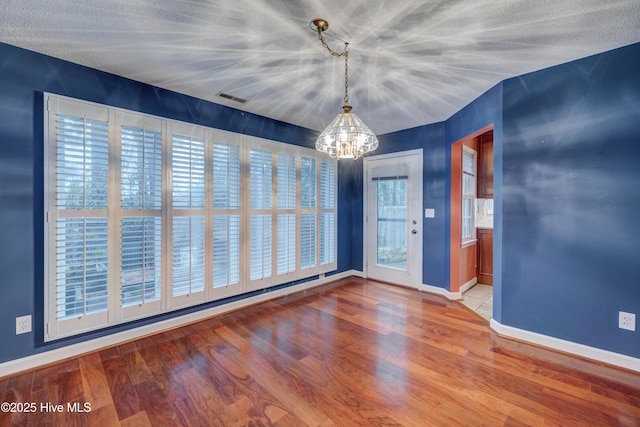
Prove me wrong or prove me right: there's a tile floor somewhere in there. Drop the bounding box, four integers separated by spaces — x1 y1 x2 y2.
461 284 493 321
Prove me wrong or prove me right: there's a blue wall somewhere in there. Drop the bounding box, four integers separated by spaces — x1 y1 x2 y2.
2 38 639 364
501 42 640 357
0 42 359 363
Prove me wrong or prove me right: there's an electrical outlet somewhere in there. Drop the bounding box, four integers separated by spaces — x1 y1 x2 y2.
619 311 636 332
16 315 32 335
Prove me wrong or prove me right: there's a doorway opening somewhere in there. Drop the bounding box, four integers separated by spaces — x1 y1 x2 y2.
450 126 494 320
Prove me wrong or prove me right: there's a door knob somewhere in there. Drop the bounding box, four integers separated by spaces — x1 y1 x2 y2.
411 229 417 234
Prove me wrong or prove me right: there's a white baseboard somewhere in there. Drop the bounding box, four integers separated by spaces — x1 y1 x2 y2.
420 283 462 300
0 270 361 378
459 277 478 294
490 319 640 373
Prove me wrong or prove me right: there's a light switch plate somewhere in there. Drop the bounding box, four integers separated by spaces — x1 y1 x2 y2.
425 208 435 218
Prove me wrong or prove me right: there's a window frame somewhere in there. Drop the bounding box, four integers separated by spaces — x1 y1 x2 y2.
461 146 477 247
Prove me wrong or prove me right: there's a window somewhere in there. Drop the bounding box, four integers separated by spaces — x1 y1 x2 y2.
462 148 476 244
45 94 337 340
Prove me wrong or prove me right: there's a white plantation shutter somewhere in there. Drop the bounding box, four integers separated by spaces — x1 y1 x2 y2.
46 94 338 339
212 141 241 289
301 157 316 209
55 114 109 209
250 148 273 281
320 160 336 265
121 217 162 305
277 214 296 274
121 126 162 209
213 142 240 209
277 154 296 275
250 214 272 280
250 148 272 209
172 216 205 296
120 123 163 312
320 160 336 210
300 213 316 269
52 110 110 333
55 218 109 319
213 215 240 287
172 134 205 209
171 132 205 301
277 154 296 209
320 212 335 265
300 157 317 269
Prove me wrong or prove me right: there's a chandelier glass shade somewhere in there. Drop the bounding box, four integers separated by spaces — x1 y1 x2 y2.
316 102 378 159
311 19 378 160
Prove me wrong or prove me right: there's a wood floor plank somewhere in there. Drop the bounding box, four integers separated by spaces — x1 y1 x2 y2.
2 279 640 426
79 352 113 411
101 347 142 421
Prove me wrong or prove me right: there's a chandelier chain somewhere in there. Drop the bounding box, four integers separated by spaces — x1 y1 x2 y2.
316 28 349 104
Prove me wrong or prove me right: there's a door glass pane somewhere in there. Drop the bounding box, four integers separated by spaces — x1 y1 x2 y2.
376 177 407 270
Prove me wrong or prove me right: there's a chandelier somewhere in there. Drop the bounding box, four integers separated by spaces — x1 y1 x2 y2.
310 19 378 160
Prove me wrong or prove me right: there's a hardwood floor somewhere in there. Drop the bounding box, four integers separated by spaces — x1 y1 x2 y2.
2 277 640 426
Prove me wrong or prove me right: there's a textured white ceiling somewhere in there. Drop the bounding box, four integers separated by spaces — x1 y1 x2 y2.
1 0 640 134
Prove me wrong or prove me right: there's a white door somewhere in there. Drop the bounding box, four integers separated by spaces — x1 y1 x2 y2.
364 149 423 288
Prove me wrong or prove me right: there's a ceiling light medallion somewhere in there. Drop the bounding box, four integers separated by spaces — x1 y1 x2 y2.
310 18 378 160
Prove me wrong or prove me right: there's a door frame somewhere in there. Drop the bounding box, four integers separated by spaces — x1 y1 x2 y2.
450 124 494 296
363 149 423 288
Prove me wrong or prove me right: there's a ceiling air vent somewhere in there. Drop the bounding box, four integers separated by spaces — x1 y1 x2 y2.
216 92 248 104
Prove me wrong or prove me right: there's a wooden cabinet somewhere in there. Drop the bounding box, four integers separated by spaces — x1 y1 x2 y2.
477 131 494 198
476 228 493 285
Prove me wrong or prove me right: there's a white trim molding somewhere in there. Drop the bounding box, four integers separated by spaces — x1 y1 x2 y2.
0 270 361 379
490 319 640 373
459 277 478 294
421 283 462 300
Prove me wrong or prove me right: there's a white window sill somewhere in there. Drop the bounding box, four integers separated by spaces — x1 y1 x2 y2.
461 239 478 249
